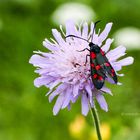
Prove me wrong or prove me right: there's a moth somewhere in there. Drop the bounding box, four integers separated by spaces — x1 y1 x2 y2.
66 21 117 89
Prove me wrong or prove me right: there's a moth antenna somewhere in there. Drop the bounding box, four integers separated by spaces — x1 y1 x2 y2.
91 20 101 42
65 35 89 43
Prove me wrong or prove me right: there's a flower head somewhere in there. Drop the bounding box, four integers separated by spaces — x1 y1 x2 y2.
29 20 134 116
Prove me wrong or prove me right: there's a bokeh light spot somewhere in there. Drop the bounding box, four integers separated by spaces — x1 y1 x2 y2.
114 27 140 50
51 2 96 25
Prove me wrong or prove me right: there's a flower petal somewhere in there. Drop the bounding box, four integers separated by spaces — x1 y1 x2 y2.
45 89 53 96
98 23 113 43
106 76 115 84
116 72 124 77
29 54 48 67
89 22 94 40
101 87 112 95
43 38 59 51
52 29 66 47
49 90 59 102
34 76 54 88
116 57 134 66
71 94 79 103
49 84 67 102
65 20 78 36
106 45 126 61
117 82 122 85
67 103 71 111
111 62 122 71
81 93 89 116
85 84 92 97
73 84 79 97
53 94 65 115
49 79 61 90
96 92 108 112
62 88 72 109
101 38 113 53
82 22 88 39
85 84 94 106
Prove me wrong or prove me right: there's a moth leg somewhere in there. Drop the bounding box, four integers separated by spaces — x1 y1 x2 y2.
87 74 91 79
73 63 81 67
77 48 90 52
99 89 106 93
85 54 90 65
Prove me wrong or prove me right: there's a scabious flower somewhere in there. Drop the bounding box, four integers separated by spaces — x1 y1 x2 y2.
29 20 134 116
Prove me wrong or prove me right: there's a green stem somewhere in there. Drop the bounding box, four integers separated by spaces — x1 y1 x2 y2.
90 105 102 140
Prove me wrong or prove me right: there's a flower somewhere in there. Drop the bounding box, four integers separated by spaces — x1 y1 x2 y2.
29 20 134 116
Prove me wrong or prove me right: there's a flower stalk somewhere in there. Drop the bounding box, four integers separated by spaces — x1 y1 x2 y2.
90 104 102 140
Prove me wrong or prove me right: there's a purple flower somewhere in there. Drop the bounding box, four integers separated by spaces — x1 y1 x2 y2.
29 20 134 116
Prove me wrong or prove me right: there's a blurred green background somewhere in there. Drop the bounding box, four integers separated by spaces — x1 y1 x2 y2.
0 0 140 140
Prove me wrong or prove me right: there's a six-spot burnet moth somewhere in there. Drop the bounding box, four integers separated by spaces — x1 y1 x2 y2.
65 21 118 89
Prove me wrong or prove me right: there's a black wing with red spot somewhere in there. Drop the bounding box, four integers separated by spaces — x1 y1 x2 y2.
103 62 117 83
90 49 117 89
90 52 106 89
98 49 118 84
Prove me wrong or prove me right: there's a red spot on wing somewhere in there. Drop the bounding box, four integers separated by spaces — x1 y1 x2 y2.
100 50 105 55
98 76 103 81
90 63 95 67
90 52 96 59
93 74 98 79
111 69 115 73
95 65 101 70
111 73 114 77
105 62 110 67
93 74 103 81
